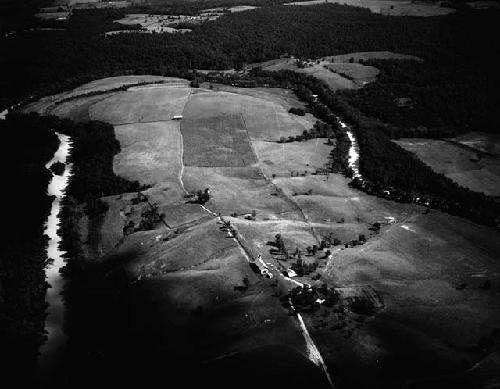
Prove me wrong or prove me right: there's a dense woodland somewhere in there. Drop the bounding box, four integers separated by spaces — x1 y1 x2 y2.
0 114 59 383
339 58 499 136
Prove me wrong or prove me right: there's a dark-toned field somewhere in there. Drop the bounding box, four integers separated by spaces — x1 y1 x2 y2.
181 114 257 167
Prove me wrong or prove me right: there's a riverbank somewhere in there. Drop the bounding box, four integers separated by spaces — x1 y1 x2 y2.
36 133 72 386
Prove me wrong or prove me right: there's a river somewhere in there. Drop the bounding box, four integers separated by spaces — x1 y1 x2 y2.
338 119 362 180
36 133 72 386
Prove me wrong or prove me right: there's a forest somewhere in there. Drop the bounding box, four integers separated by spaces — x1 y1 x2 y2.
2 5 499 110
338 58 500 137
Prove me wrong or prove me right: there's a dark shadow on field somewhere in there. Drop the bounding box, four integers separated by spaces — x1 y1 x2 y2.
201 345 332 389
47 247 330 389
325 311 500 389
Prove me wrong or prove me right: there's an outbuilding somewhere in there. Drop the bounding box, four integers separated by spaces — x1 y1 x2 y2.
172 115 183 120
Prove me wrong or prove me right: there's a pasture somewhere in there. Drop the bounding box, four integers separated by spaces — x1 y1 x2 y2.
22 75 178 117
395 138 500 196
182 166 302 219
253 138 332 177
89 85 190 125
113 121 183 189
315 211 500 388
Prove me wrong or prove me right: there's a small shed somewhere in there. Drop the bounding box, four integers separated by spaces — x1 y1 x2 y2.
172 115 183 120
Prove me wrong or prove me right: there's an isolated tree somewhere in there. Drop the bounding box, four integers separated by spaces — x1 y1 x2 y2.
196 188 210 204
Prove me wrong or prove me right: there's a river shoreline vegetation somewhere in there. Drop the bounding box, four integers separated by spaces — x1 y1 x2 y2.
0 114 59 383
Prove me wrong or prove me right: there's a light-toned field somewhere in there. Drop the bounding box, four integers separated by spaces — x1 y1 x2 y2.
89 85 190 125
228 5 258 12
284 0 455 17
22 75 179 116
395 138 500 196
450 131 500 156
182 166 302 219
113 121 183 189
253 138 332 177
35 11 70 20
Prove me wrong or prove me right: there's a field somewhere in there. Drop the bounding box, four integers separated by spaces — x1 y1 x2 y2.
250 51 422 91
284 0 455 17
181 114 257 167
113 121 183 188
395 138 500 196
28 76 500 389
22 75 179 116
314 211 500 388
253 138 331 177
88 84 190 125
183 88 314 140
113 14 196 34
